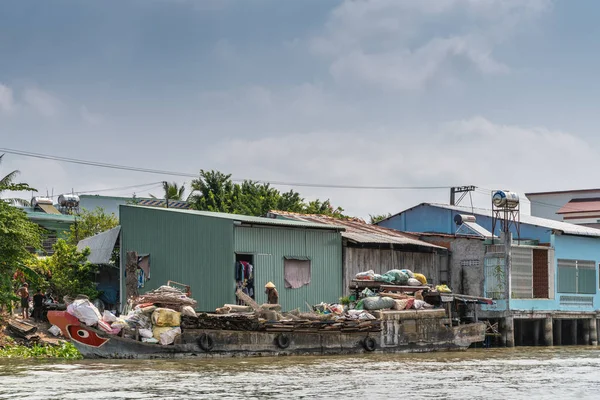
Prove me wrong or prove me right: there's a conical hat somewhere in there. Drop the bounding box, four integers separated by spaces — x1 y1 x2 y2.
265 281 275 289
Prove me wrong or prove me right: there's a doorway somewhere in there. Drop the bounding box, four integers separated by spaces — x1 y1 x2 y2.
235 253 256 303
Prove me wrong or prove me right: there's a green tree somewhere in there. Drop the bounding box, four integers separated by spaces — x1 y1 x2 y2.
0 201 42 308
68 207 119 245
0 153 36 206
38 239 98 301
187 170 345 217
369 213 392 224
150 181 186 201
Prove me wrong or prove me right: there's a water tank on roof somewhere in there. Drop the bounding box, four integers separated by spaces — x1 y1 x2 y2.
492 190 519 208
58 194 80 208
454 214 476 225
31 197 53 207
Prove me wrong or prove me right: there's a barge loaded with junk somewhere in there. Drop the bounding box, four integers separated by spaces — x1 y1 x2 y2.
48 269 490 359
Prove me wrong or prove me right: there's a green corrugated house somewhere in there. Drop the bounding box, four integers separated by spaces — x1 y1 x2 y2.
119 205 344 311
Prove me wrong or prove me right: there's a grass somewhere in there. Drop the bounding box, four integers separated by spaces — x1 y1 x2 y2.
0 341 82 359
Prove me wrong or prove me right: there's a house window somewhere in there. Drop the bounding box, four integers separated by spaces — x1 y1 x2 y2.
284 257 311 289
557 259 596 295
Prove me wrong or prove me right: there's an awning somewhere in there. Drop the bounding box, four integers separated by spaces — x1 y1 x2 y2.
77 226 121 266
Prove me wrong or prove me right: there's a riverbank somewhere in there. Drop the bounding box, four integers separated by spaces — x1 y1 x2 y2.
0 312 81 359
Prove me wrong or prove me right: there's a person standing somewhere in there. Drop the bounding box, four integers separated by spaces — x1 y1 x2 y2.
16 283 29 319
32 289 45 321
265 282 279 305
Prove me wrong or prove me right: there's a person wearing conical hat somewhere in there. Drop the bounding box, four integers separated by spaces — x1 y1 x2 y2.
265 282 279 305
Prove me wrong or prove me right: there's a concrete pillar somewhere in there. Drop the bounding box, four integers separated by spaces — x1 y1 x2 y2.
533 320 541 346
544 318 553 347
589 319 598 346
571 319 578 345
517 320 524 346
583 319 591 345
505 316 515 347
554 319 562 346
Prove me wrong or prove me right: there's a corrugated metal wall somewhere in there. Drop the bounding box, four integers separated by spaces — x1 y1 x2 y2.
343 248 439 295
120 206 234 311
234 226 342 311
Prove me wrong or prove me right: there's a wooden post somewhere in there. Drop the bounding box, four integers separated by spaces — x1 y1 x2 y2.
126 251 139 300
589 319 597 346
554 319 562 346
505 316 515 347
570 319 578 345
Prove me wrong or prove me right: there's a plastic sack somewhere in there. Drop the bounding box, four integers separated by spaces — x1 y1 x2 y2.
413 300 433 309
413 273 427 285
362 296 395 310
355 270 375 280
393 299 410 311
373 273 394 283
142 337 159 344
405 298 415 309
48 325 62 337
436 284 452 293
139 328 154 339
111 318 129 329
152 308 181 327
159 327 181 345
70 298 102 326
140 305 157 315
126 310 152 329
180 306 196 317
97 320 112 333
360 288 375 297
384 270 409 285
400 269 415 278
153 326 173 340
407 278 421 286
102 310 117 323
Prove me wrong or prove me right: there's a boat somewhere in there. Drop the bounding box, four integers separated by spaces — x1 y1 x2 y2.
48 308 486 359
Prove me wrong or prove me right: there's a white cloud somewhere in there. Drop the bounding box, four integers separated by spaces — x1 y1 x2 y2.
201 117 595 219
23 87 63 118
311 0 550 90
80 105 104 125
0 83 15 114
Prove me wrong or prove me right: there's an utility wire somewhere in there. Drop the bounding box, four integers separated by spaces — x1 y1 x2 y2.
0 147 454 191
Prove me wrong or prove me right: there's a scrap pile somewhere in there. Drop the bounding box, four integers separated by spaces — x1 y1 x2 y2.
62 286 199 346
181 313 259 331
353 269 443 311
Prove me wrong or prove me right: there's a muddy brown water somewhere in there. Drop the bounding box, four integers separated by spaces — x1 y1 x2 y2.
1 347 599 399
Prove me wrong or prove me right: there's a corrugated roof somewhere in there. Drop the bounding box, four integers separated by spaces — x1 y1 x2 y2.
137 199 191 209
457 221 496 238
121 205 345 231
77 226 121 265
428 203 600 238
267 210 446 250
21 208 76 223
557 198 600 215
526 188 600 197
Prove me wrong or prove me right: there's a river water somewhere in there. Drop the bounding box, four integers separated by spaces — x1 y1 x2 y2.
1 347 599 399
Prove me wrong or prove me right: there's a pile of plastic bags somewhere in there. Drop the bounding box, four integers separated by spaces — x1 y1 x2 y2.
354 269 428 286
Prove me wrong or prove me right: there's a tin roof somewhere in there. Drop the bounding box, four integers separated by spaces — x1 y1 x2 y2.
77 226 121 265
122 205 345 231
21 208 76 223
266 210 446 250
557 198 600 215
525 188 600 197
426 203 600 238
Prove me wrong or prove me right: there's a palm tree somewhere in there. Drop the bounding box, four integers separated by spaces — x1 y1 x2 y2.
150 181 186 201
0 153 31 206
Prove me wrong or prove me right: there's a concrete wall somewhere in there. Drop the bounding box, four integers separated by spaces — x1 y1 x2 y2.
80 195 130 218
418 236 486 297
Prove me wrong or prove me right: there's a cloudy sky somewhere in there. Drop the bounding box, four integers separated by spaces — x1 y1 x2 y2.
2 0 600 218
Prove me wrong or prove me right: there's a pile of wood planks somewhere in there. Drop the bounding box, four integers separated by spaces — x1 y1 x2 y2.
261 319 380 333
182 313 260 331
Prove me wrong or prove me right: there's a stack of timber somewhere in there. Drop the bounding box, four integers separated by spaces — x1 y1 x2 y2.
7 319 40 342
261 319 381 333
182 313 260 331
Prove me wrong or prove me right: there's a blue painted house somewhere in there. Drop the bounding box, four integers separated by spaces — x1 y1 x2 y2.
378 203 600 346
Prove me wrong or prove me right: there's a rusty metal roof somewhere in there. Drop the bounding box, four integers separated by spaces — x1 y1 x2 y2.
266 211 446 250
557 198 600 214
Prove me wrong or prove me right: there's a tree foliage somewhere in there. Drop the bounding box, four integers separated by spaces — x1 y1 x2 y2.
0 153 36 206
187 170 345 217
369 213 392 224
37 239 98 301
68 207 119 245
150 181 186 201
0 201 42 308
